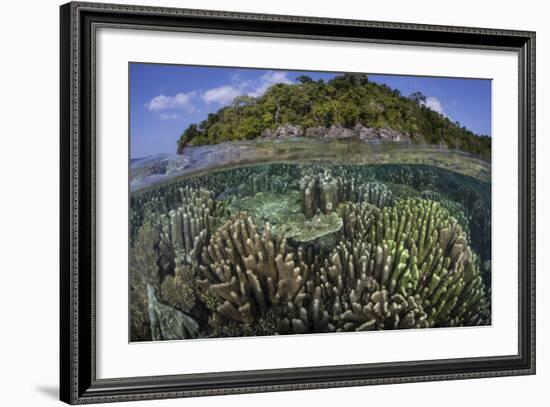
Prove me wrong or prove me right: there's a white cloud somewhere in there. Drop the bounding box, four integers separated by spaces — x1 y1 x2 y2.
159 113 179 120
247 71 292 97
201 70 294 105
229 72 252 89
202 85 243 105
422 96 446 116
146 91 197 112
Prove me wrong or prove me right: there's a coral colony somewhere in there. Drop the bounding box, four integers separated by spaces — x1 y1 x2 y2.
130 164 490 341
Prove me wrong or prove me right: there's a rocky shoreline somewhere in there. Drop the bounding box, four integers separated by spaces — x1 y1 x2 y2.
260 123 412 143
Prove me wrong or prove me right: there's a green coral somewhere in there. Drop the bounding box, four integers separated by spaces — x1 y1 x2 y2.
354 198 489 326
277 198 489 333
421 190 471 237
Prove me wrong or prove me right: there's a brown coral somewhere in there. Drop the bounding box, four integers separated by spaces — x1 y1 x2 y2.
197 213 310 326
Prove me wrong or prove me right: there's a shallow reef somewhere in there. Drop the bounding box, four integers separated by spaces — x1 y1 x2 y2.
130 163 491 341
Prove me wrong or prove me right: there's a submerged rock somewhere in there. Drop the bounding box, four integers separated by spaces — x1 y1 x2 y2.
147 285 199 341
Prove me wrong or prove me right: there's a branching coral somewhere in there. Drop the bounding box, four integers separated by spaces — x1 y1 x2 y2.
299 171 393 218
281 198 489 332
300 171 341 217
345 198 489 326
131 187 224 340
160 186 220 264
421 190 471 238
195 198 489 335
196 213 310 326
276 239 429 333
131 222 163 285
338 201 379 241
130 163 491 340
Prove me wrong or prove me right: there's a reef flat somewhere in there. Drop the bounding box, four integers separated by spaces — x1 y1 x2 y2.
130 162 491 342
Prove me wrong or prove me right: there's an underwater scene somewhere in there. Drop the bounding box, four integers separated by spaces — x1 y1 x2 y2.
129 65 491 342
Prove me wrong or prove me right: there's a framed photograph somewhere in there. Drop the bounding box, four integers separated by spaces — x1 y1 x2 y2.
60 1 536 404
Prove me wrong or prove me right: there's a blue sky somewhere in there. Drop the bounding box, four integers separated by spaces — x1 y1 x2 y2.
130 63 491 158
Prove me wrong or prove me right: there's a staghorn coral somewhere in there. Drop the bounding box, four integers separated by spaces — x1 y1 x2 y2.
421 190 471 238
131 222 163 286
131 186 228 340
338 201 379 241
356 181 394 209
344 291 428 331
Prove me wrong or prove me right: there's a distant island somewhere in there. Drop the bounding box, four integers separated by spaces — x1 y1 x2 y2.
177 73 491 161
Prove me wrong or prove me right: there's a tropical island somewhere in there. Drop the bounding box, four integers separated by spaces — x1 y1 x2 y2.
176 73 491 161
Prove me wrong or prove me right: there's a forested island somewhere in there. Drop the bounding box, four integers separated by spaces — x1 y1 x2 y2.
177 73 491 160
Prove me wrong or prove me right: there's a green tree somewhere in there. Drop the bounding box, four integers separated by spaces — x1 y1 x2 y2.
176 73 490 160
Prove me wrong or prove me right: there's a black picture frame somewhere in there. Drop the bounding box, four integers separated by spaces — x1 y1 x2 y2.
60 2 536 404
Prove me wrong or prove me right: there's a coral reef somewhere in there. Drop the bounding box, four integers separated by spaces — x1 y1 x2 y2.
130 163 491 340
284 212 343 244
275 198 489 333
131 186 226 340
